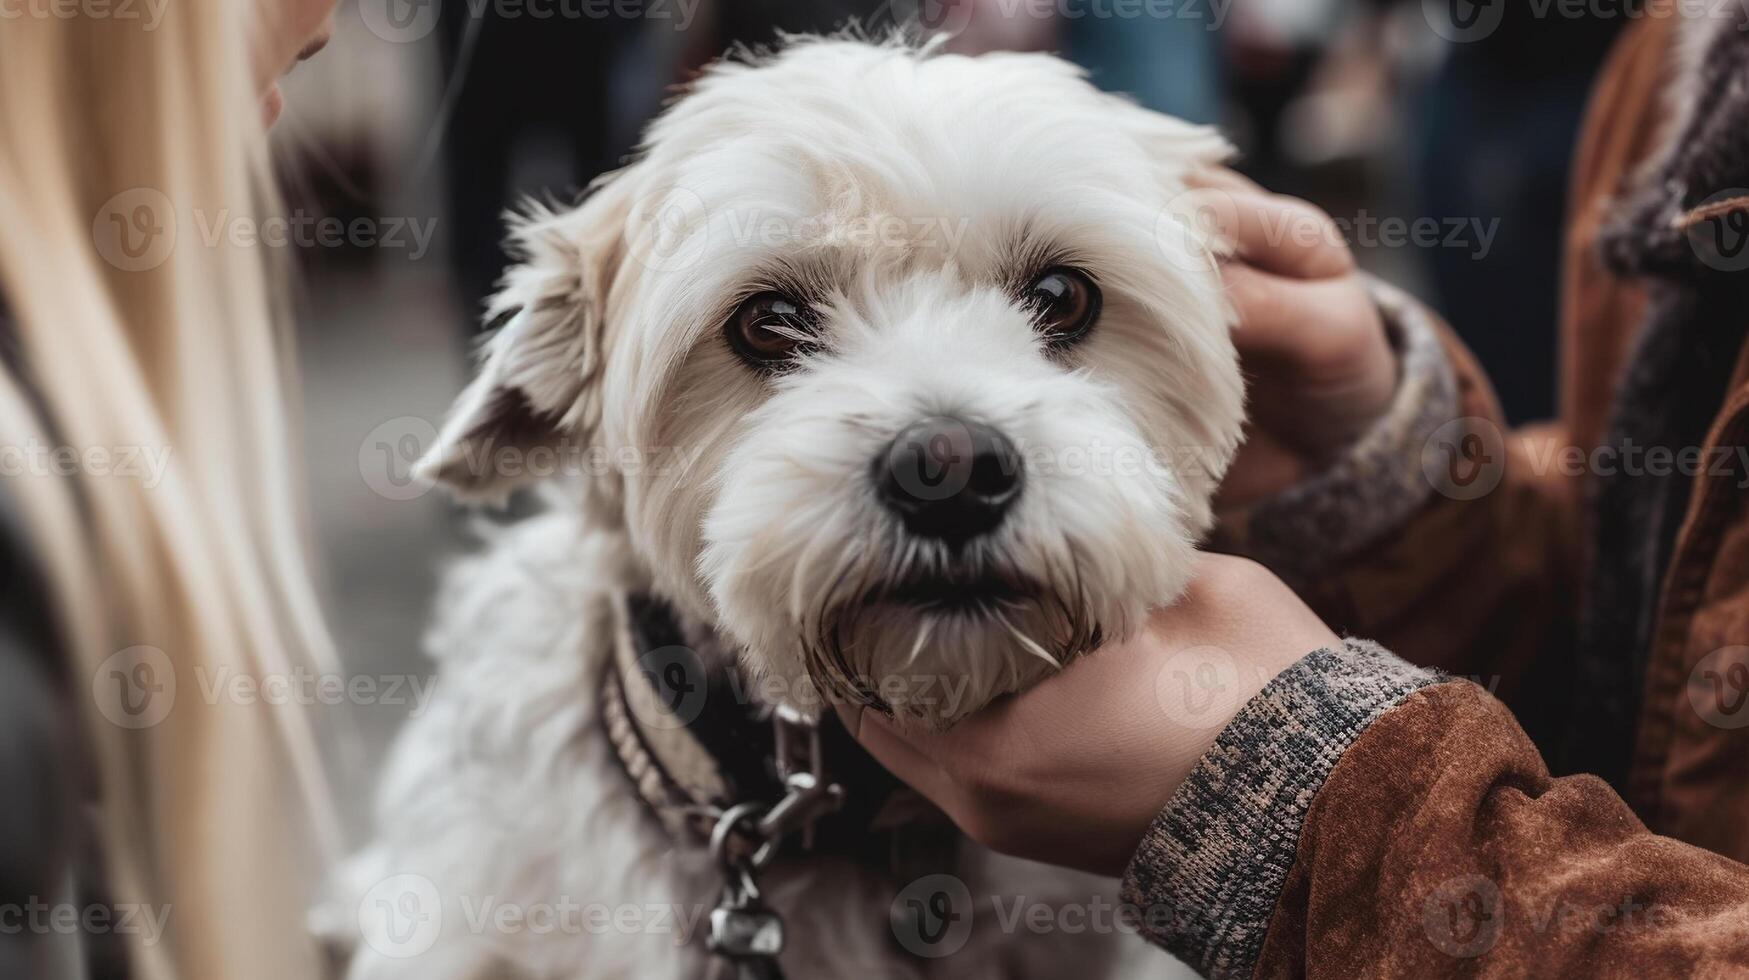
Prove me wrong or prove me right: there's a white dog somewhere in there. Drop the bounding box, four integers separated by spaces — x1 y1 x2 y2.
340 34 1243 980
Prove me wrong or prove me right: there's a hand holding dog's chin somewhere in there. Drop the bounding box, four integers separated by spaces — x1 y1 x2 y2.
836 554 1338 878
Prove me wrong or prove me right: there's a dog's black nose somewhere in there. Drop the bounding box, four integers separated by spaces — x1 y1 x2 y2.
876 416 1023 546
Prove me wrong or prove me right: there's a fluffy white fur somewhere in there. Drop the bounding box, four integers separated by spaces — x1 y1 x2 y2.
341 35 1243 979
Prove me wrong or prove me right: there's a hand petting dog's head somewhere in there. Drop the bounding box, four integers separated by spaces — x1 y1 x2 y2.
420 37 1245 728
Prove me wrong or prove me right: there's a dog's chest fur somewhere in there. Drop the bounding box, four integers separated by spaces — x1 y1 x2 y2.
337 503 1160 980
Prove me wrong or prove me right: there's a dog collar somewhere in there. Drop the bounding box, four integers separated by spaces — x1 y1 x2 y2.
599 592 957 973
599 591 951 857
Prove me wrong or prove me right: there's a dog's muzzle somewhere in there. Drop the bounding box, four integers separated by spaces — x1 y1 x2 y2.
875 415 1023 548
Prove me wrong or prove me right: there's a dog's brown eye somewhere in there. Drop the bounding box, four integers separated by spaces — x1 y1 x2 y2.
1024 267 1101 345
727 291 817 367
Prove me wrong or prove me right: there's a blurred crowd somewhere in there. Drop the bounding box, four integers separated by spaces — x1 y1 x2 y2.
279 0 1626 421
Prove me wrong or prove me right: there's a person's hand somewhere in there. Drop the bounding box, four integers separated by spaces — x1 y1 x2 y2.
834 554 1339 877
1187 175 1399 513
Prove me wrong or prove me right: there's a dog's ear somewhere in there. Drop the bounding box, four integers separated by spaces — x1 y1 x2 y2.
417 179 635 503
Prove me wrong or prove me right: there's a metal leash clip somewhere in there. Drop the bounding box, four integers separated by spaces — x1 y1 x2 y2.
704 707 846 979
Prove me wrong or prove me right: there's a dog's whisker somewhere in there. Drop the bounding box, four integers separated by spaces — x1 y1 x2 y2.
995 609 1059 671
901 615 936 669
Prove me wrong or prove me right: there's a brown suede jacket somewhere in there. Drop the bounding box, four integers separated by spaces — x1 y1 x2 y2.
1120 8 1749 977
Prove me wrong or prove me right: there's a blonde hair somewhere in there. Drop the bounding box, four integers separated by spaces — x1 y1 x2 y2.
0 2 339 978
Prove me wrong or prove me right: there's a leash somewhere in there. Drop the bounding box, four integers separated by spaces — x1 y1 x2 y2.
701 709 844 978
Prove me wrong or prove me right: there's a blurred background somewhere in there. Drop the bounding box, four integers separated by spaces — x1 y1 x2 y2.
280 0 1626 836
